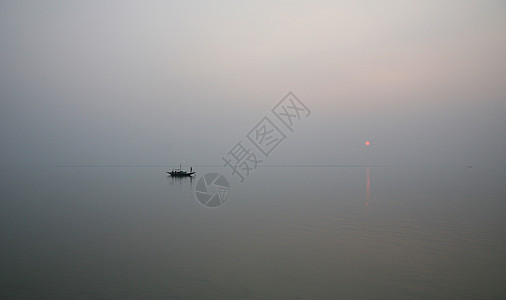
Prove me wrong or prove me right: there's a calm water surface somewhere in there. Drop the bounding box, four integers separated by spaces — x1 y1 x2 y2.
1 166 505 299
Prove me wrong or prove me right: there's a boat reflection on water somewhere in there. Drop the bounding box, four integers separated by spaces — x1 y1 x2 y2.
167 172 194 192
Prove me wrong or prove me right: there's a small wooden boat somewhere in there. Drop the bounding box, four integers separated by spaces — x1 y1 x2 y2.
167 164 195 177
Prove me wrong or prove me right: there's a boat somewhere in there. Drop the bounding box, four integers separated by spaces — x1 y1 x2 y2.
167 164 195 177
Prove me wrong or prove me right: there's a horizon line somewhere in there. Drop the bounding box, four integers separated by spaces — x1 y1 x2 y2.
0 163 468 168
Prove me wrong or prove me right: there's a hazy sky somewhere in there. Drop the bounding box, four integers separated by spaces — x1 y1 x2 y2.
1 0 505 166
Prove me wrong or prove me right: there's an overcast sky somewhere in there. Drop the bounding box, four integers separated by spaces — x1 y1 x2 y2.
0 0 505 167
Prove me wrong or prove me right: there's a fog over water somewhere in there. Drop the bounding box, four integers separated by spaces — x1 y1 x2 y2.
1 1 506 299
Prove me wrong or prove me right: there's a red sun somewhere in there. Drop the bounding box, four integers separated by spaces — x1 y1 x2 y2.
365 141 371 146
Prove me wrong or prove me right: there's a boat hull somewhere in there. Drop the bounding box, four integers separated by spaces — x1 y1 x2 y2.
167 172 195 177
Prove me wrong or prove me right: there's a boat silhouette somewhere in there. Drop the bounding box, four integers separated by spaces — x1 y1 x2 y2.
167 164 195 177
